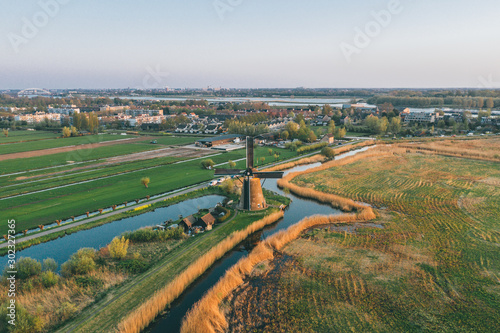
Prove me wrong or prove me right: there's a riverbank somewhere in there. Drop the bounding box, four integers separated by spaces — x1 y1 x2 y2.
54 192 289 333
0 186 229 256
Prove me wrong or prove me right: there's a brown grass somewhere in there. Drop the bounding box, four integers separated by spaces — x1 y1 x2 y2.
390 138 500 162
117 210 284 333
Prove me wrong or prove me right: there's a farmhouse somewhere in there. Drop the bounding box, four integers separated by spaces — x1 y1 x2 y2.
180 215 197 231
320 133 335 144
196 134 244 148
199 213 216 231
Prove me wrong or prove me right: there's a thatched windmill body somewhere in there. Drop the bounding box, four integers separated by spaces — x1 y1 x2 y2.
215 137 284 211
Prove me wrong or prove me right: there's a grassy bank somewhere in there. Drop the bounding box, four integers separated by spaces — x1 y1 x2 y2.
56 196 287 333
0 187 227 256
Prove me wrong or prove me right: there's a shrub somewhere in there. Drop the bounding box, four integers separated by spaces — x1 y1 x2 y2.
75 276 104 289
16 257 42 280
296 142 327 154
61 248 97 277
122 227 184 243
117 259 148 274
56 302 78 322
42 258 58 272
0 302 43 333
321 147 336 160
40 271 59 288
201 159 215 169
109 237 129 260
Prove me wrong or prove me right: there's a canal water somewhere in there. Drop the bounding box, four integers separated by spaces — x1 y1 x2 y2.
0 195 225 270
145 146 375 333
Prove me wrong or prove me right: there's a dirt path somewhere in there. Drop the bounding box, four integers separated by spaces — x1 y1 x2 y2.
0 136 153 161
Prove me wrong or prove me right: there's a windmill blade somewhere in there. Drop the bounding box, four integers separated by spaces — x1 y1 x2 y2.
214 169 244 176
246 137 254 169
253 171 284 179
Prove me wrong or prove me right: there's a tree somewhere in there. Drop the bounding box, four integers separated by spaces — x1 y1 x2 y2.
281 130 289 141
437 119 446 129
321 147 336 160
13 257 42 279
228 160 236 169
62 126 71 138
485 97 494 109
40 271 59 288
260 157 265 165
109 236 129 260
201 159 215 169
43 258 58 272
388 117 402 134
2 129 8 137
268 148 273 156
273 153 279 161
334 127 347 139
141 177 150 188
71 126 78 137
322 104 333 115
61 248 97 277
328 120 336 134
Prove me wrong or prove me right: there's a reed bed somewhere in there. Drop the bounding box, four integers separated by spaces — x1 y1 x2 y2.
117 211 284 333
394 138 500 162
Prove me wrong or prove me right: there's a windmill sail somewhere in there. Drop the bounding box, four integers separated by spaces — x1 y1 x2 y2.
246 137 254 169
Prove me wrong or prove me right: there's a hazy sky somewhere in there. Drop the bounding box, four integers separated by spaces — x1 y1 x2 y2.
1 0 500 89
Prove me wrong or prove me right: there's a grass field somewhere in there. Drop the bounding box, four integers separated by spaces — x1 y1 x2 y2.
0 136 205 175
225 150 500 332
0 130 60 143
0 134 129 155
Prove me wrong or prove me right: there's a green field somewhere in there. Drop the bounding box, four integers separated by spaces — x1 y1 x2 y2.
227 152 500 332
1 142 322 235
0 130 60 143
0 134 130 155
136 136 203 146
0 136 204 175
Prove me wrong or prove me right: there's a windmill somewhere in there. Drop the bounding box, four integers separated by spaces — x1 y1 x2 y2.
215 137 284 211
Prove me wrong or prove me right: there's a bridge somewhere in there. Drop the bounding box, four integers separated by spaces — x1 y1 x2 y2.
17 88 52 97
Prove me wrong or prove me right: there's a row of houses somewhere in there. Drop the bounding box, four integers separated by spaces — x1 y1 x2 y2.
179 212 217 232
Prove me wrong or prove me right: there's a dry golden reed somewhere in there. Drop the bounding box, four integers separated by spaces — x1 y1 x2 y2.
117 211 284 333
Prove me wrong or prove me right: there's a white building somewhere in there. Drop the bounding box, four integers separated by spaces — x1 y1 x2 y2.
47 107 80 115
404 112 435 123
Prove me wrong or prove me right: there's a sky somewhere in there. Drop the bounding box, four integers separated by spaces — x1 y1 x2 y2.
1 0 500 89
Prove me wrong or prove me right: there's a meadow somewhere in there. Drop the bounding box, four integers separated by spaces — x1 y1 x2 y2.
222 148 500 332
0 130 60 143
0 133 127 155
1 143 316 235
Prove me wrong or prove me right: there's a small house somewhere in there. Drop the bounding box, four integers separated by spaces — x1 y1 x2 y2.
198 213 216 231
180 215 197 231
